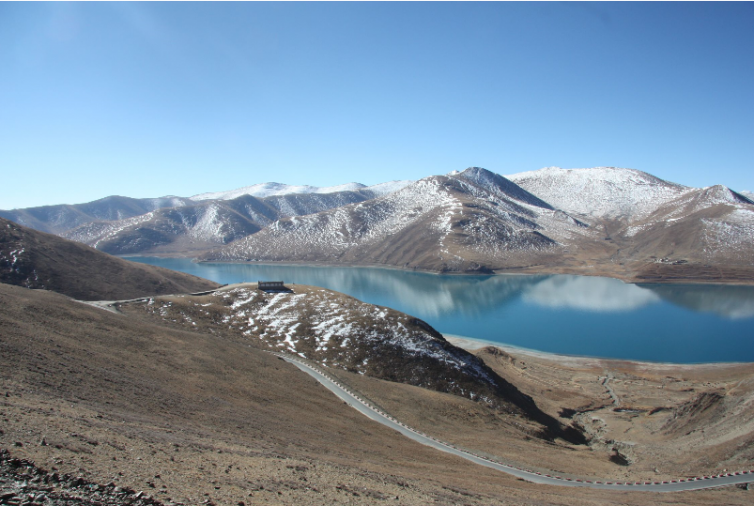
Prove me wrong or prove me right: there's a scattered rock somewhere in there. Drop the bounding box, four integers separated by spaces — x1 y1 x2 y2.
0 447 167 506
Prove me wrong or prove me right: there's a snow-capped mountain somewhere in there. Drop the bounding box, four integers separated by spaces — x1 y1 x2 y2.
621 185 754 268
0 195 193 234
201 168 591 272
197 166 754 282
189 180 412 201
62 187 396 255
4 165 752 283
506 166 691 219
2 180 413 253
62 196 276 255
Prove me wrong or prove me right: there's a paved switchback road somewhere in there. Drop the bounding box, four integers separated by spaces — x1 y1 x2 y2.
274 353 754 493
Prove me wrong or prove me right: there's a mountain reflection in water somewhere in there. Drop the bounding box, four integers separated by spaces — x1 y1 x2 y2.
125 257 754 363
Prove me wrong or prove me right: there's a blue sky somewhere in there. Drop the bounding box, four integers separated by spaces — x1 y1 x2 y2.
1 2 753 209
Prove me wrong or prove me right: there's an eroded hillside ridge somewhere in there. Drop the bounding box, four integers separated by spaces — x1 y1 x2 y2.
122 285 585 444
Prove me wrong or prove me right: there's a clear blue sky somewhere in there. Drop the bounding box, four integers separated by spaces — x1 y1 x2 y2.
1 2 752 209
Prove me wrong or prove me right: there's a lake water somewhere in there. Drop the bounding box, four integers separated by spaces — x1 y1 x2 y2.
127 257 754 364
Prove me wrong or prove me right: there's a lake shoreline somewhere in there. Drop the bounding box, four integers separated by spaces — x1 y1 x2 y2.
444 334 753 370
119 254 754 286
190 258 754 286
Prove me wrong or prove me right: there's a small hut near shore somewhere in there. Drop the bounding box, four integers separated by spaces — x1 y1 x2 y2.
257 281 292 293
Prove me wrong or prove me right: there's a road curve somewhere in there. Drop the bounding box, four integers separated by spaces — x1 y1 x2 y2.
274 352 754 492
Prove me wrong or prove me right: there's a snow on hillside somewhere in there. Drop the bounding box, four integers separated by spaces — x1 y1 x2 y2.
208 169 591 267
701 208 754 261
231 177 460 256
742 191 754 201
506 167 691 219
190 182 367 201
668 185 753 215
190 180 414 202
63 211 158 250
212 177 455 261
141 285 503 404
262 192 370 219
623 185 754 238
360 180 414 197
145 196 191 210
457 167 553 210
61 190 378 255
62 201 264 253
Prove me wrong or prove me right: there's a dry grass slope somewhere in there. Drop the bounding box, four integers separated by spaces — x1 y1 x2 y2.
2 283 753 505
0 217 219 300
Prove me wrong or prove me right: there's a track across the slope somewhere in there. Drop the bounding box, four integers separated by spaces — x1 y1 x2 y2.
273 352 754 492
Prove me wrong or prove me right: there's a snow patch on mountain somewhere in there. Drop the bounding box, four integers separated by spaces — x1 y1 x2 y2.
141 286 503 403
190 180 413 202
145 196 190 210
624 185 754 238
360 180 414 197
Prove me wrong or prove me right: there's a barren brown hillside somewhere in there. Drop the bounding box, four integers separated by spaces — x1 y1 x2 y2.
0 217 219 300
2 283 753 505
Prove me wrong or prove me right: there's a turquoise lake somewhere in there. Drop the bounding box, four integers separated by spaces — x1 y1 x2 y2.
127 257 754 364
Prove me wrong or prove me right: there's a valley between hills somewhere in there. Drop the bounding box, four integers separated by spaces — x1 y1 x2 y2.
1 212 753 504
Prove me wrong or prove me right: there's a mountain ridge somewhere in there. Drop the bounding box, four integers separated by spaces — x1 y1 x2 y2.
200 169 589 272
189 180 412 201
4 165 753 283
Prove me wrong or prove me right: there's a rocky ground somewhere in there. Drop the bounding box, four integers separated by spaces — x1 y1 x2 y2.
0 448 166 506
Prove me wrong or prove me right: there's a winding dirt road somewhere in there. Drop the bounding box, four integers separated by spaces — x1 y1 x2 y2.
274 352 754 492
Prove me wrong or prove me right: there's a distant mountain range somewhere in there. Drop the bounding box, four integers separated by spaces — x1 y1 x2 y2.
1 181 411 256
2 167 753 283
201 168 587 273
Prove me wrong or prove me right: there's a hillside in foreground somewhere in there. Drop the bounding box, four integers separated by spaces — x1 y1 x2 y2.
3 283 753 505
119 284 584 444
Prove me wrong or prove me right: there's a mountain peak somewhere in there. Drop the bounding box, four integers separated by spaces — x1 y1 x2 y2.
698 185 754 206
454 167 554 210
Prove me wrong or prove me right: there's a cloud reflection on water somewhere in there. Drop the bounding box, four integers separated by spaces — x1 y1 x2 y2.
135 258 754 321
522 276 661 312
640 284 754 320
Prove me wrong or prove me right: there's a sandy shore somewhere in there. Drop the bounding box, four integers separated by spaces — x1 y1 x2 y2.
444 334 752 371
